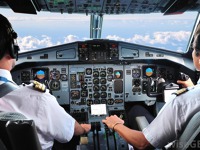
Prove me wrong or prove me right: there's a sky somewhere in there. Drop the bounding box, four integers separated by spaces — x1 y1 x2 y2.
0 8 198 53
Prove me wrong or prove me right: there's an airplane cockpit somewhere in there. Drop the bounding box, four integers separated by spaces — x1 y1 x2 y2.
1 0 200 149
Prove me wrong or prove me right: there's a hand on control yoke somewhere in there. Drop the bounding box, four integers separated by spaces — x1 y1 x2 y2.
177 72 194 88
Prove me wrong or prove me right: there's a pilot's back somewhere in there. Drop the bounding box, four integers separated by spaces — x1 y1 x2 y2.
0 83 75 150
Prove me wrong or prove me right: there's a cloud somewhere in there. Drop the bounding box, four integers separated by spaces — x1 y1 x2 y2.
18 35 53 51
64 35 80 43
18 31 191 52
106 31 190 44
106 31 191 51
18 35 81 51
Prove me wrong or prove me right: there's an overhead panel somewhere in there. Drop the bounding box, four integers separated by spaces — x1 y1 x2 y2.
43 0 104 14
102 0 132 14
1 0 200 15
76 0 104 15
128 0 160 14
39 0 175 14
45 0 75 13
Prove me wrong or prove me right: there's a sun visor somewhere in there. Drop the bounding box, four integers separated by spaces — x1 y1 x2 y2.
5 0 37 14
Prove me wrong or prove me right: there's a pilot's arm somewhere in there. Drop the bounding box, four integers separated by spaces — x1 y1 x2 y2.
102 115 150 149
36 89 91 143
74 121 91 136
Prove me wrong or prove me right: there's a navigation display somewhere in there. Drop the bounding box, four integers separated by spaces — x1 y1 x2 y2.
142 65 157 78
32 68 49 83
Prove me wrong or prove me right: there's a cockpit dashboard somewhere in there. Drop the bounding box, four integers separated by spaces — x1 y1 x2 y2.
11 39 197 149
11 39 196 120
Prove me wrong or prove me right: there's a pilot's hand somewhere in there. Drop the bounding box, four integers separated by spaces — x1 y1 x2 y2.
177 78 194 88
102 115 124 130
80 124 91 134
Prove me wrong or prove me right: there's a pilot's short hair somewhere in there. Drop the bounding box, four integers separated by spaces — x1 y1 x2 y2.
193 33 200 56
0 14 18 60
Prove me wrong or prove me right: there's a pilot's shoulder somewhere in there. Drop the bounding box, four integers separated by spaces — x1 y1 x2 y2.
173 88 188 96
20 80 47 93
31 80 46 92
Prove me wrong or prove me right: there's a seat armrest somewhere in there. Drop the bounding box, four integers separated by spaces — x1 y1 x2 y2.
135 116 149 131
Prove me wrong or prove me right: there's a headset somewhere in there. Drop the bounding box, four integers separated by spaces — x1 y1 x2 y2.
8 29 20 60
0 15 20 60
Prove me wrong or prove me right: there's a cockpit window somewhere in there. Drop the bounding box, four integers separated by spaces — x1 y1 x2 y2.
102 12 198 53
1 9 198 54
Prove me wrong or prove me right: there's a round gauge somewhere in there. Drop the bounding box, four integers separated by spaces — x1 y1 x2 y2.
132 69 141 78
93 78 99 84
101 99 107 104
60 74 68 81
86 68 92 75
50 70 60 80
101 85 107 91
101 92 107 98
50 80 60 90
100 78 106 84
133 79 141 87
107 68 113 74
107 75 113 81
93 71 99 77
93 85 100 91
100 71 106 77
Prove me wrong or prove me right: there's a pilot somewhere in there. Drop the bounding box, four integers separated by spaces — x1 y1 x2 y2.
0 14 91 150
103 33 200 149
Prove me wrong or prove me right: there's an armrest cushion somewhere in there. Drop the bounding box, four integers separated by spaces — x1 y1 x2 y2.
135 116 149 131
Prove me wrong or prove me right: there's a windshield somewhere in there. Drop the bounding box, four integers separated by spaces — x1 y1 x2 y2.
1 9 198 53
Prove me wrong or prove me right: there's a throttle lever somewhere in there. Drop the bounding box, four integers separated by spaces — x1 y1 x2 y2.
146 77 162 97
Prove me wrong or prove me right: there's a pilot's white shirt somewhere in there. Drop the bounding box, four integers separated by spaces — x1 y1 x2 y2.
0 69 75 150
143 82 200 148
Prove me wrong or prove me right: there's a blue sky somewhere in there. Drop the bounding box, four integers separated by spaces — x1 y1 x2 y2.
0 8 198 53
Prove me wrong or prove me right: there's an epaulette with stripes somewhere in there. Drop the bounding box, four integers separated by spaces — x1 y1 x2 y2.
31 80 46 92
172 88 188 96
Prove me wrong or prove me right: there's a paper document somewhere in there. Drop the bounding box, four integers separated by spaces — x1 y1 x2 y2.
91 104 107 115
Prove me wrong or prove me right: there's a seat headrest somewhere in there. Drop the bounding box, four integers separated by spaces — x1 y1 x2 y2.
0 112 26 121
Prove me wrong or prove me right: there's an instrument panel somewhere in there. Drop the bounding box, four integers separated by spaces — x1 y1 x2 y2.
13 63 176 117
13 39 190 116
13 39 193 122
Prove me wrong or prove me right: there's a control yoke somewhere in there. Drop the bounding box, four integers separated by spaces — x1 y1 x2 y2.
178 72 189 81
146 77 179 98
